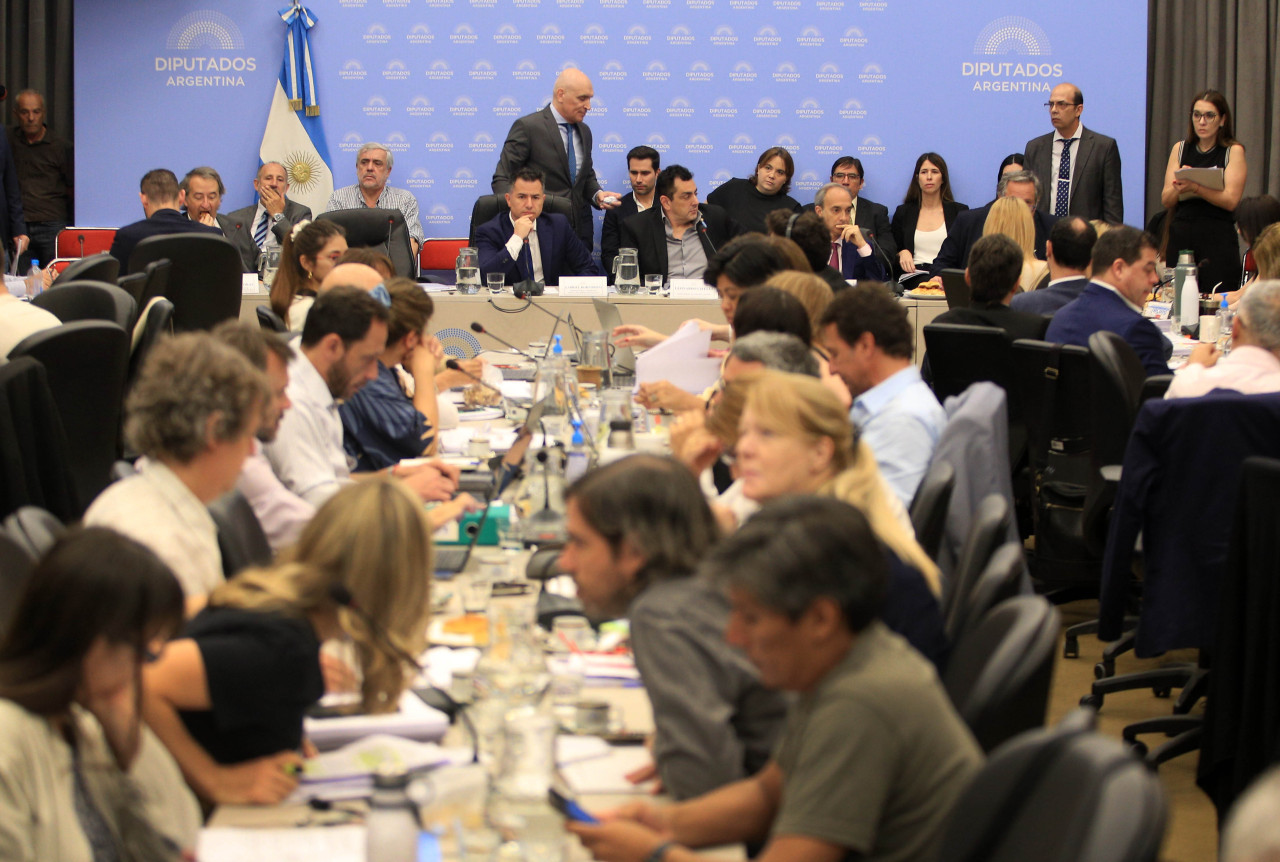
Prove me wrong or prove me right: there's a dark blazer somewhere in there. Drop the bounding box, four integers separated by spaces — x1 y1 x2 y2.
929 204 1059 276
932 302 1050 343
475 211 601 286
851 194 897 263
1009 276 1089 317
619 204 741 282
835 238 888 282
1025 127 1123 224
1045 283 1171 377
492 106 602 248
108 208 222 268
220 198 313 272
601 191 642 279
0 132 26 255
890 199 969 274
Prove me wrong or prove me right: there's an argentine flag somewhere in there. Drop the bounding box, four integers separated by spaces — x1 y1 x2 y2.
259 4 333 215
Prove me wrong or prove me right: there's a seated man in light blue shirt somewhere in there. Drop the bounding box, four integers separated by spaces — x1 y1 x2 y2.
820 284 946 507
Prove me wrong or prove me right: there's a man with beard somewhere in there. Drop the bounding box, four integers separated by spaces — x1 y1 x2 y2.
263 287 459 507
601 145 659 278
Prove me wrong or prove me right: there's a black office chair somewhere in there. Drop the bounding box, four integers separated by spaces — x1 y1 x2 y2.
127 299 175 397
116 271 147 307
256 305 289 333
208 489 273 578
0 532 37 638
2 506 65 560
52 252 120 286
127 234 242 331
320 208 416 279
956 543 1027 644
467 193 576 248
942 494 1012 642
0 357 80 523
909 460 956 562
943 595 1059 753
8 323 130 517
31 280 137 330
137 258 172 306
924 323 1014 403
938 710 1166 862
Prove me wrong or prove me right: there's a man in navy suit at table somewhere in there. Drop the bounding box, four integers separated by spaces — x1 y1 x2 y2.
1046 225 1171 376
1010 216 1097 317
476 167 601 287
813 182 888 282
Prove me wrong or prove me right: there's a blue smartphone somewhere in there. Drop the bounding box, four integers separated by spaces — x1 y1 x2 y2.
548 787 599 824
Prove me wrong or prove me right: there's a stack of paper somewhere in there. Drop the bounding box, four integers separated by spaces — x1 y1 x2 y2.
634 321 722 394
305 691 450 751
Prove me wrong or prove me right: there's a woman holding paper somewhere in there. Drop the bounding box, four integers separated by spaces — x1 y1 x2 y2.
142 478 434 806
1161 89 1247 293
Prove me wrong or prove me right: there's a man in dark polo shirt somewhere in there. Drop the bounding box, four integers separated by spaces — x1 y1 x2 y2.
7 89 71 270
571 496 983 862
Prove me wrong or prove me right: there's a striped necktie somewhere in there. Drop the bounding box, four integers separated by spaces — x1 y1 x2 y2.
253 212 270 249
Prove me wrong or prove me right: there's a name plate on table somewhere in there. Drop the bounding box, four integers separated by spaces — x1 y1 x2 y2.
241 273 260 295
558 277 608 297
668 279 718 300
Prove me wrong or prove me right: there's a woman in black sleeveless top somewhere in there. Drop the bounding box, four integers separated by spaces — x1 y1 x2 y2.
1161 89 1247 293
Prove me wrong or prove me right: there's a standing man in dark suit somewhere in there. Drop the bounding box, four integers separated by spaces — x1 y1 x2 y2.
221 162 313 273
1046 226 1170 376
1025 83 1123 225
476 167 601 286
929 169 1059 275
601 145 659 279
108 168 222 268
931 234 1050 342
829 156 897 264
813 183 887 282
1010 217 1097 317
620 164 739 284
492 69 622 252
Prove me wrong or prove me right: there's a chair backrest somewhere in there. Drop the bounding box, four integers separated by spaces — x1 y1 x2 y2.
923 323 1014 404
1088 330 1145 460
420 238 468 272
31 280 137 330
2 506 65 560
0 357 80 522
256 305 289 333
318 208 416 278
943 493 1012 639
127 235 242 332
56 227 116 258
938 712 1166 862
52 252 120 286
208 489 273 578
0 532 36 639
943 595 1060 753
910 459 956 562
138 258 172 306
468 194 575 247
8 322 131 515
127 299 175 395
116 271 147 306
958 542 1026 642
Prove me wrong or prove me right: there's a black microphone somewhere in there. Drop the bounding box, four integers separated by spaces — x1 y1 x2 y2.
77 234 86 257
511 296 586 346
445 358 510 405
862 229 895 280
469 321 540 362
697 217 718 254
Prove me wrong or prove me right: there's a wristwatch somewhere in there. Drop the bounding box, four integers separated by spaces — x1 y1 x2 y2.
271 212 286 224
646 841 674 862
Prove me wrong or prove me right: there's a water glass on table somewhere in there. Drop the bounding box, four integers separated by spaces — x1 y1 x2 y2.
644 274 663 295
461 572 494 614
487 273 505 295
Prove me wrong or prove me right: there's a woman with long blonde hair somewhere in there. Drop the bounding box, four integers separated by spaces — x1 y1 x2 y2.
983 196 1047 292
142 477 433 806
735 371 947 664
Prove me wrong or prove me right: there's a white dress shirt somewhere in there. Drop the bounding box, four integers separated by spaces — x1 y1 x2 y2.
1166 345 1280 399
84 458 223 596
0 293 60 360
236 440 315 552
263 351 354 507
503 215 545 283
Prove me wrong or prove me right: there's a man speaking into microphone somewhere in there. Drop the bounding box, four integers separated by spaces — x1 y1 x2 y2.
476 167 601 289
620 164 741 284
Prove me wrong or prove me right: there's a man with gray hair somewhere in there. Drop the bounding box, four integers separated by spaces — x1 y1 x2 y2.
930 166 1059 274
179 165 226 228
725 331 819 380
813 182 887 282
323 142 422 255
221 161 313 272
1167 280 1280 398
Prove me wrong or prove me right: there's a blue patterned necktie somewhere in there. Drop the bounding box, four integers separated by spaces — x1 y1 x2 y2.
1054 138 1074 218
253 211 269 249
561 123 577 185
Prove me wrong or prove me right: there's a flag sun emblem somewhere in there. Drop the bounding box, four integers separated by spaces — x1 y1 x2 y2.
286 151 323 191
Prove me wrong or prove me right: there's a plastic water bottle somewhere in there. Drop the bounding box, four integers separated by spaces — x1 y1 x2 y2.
25 260 42 299
1217 295 1235 354
564 419 590 485
366 765 420 862
1172 250 1195 327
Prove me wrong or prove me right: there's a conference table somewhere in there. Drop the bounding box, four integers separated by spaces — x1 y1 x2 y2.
239 285 950 367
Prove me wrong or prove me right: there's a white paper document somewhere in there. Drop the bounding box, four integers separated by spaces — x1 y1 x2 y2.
634 320 722 394
1174 166 1226 191
198 825 364 862
304 691 450 751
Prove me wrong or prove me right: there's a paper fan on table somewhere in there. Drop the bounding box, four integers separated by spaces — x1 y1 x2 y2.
433 328 482 359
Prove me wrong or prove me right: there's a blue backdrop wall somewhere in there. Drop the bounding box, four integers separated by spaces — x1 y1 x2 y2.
75 1 1148 245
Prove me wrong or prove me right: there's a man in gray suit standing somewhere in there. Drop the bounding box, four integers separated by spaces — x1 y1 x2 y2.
221 161 312 273
492 68 622 251
1024 83 1123 225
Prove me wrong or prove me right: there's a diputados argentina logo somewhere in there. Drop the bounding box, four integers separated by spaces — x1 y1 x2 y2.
962 16 1062 93
157 10 257 87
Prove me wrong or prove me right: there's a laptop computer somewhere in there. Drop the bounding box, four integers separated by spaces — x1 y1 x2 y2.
591 298 637 375
940 268 972 310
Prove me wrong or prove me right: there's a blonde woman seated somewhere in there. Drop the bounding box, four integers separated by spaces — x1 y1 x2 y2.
735 370 948 666
142 478 433 806
983 196 1047 292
